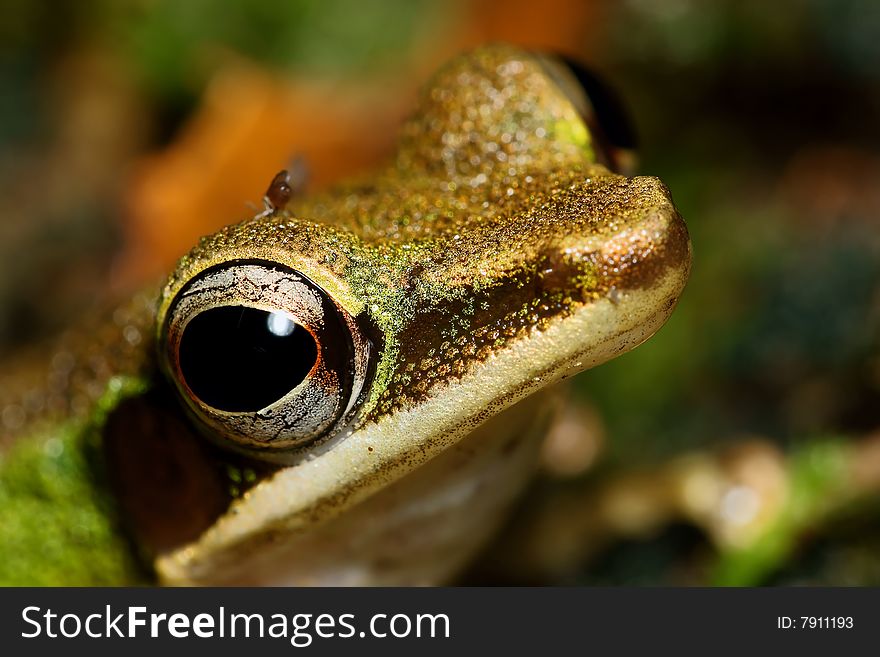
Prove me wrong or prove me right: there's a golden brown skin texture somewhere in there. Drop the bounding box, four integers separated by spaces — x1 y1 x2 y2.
0 45 691 585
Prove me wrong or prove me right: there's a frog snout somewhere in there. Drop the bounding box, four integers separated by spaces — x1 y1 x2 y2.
594 177 691 294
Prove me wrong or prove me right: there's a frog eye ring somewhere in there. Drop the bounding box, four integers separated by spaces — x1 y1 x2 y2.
160 261 372 461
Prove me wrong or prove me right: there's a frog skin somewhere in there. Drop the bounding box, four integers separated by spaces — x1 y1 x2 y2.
0 44 691 586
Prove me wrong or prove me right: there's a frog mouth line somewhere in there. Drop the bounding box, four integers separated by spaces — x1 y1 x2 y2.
155 259 689 585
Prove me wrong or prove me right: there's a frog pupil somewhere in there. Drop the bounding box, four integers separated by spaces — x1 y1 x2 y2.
179 306 318 412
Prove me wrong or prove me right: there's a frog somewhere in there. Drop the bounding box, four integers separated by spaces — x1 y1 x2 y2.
0 44 691 586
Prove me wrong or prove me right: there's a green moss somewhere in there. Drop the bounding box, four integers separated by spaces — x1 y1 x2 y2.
0 376 151 586
710 439 850 586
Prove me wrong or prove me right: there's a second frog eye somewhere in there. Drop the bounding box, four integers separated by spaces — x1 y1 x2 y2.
160 261 372 461
535 53 638 175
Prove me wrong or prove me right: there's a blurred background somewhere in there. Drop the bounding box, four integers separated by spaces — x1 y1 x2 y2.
1 0 879 584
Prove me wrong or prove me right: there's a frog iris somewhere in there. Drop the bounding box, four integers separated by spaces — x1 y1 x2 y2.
160 261 373 462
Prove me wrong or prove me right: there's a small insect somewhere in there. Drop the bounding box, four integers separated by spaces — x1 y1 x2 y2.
258 157 309 218
262 170 293 214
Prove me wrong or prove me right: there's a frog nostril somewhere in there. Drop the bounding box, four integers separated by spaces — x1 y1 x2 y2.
178 306 318 413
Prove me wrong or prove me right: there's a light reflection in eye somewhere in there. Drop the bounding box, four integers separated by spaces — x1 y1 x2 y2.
266 310 297 337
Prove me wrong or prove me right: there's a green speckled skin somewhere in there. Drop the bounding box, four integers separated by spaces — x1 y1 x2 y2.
0 377 150 585
0 45 691 585
0 293 156 585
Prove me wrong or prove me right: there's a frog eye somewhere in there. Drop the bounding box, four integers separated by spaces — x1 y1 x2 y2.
160 261 372 461
536 54 638 175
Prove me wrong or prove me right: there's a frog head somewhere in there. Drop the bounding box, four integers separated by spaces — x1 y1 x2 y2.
150 44 691 583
